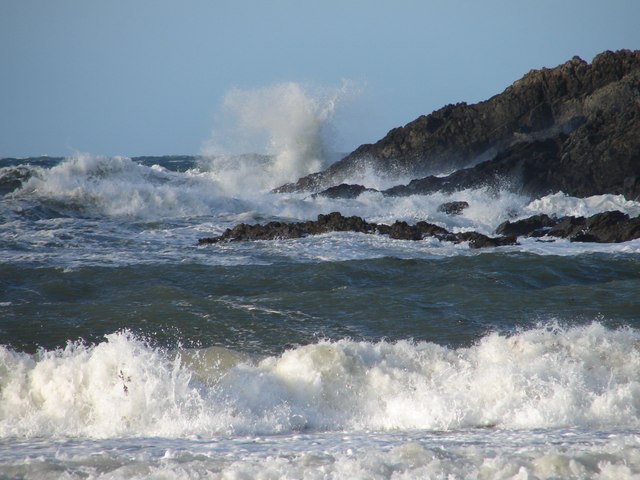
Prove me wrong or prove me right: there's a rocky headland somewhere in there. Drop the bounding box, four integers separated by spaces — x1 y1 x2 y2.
201 50 640 249
276 49 640 200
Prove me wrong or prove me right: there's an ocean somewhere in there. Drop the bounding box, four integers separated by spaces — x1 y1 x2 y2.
1 153 640 479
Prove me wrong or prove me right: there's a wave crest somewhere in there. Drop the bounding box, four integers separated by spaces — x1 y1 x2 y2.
1 323 639 438
200 81 357 193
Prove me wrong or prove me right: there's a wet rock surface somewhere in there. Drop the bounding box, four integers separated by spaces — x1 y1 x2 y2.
495 214 559 237
200 210 640 248
437 201 470 216
199 212 517 249
495 210 640 243
312 183 375 199
276 50 640 201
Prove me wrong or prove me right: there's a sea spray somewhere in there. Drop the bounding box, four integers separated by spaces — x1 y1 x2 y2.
525 192 640 219
200 81 357 193
9 154 640 236
2 323 640 439
11 153 248 220
0 332 212 438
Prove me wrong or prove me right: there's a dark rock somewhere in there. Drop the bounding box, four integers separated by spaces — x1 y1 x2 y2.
312 211 376 234
571 211 640 243
437 201 470 215
199 212 508 248
495 214 558 237
384 220 448 240
199 210 640 248
453 232 519 249
0 166 32 195
313 183 377 199
387 221 423 240
276 50 640 200
546 216 588 239
416 221 450 237
492 210 640 243
198 212 378 244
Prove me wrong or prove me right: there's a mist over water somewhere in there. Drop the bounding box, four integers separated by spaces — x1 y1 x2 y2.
200 81 357 193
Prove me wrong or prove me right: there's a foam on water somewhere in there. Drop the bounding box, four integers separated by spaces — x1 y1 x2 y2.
525 192 640 219
7 154 640 229
3 431 640 479
10 154 241 219
4 154 640 269
1 323 639 439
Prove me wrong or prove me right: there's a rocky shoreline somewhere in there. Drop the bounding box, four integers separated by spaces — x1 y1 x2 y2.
199 210 640 249
275 50 640 201
199 50 640 250
496 210 640 243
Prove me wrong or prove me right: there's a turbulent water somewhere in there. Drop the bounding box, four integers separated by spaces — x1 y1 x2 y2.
2 152 640 479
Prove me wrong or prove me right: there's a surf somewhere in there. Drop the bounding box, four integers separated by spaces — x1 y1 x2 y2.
2 322 639 439
199 81 357 194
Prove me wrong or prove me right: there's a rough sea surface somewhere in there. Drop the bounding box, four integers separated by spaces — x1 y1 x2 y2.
1 154 640 479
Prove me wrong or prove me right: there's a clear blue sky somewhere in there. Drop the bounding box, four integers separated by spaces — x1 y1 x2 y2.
1 0 639 158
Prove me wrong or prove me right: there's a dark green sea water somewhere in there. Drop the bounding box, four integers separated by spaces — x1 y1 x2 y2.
2 253 640 354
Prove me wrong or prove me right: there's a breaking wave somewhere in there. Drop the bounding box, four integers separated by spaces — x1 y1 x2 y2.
2 322 639 439
7 154 640 229
8 153 248 219
200 81 357 192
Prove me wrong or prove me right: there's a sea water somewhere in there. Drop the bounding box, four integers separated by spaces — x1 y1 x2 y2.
3 73 640 480
1 151 640 479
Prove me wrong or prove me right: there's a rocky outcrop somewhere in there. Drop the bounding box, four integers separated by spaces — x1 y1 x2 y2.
383 96 640 199
311 183 375 199
495 214 557 237
495 210 640 243
198 212 517 249
437 201 469 215
276 50 640 199
199 213 376 243
199 210 640 249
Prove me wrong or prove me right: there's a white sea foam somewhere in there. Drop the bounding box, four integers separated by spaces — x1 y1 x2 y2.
525 192 640 219
4 432 639 479
6 151 640 267
1 323 639 439
200 81 357 192
11 153 249 220
10 151 640 231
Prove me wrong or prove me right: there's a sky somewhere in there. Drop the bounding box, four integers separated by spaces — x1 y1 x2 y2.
1 0 639 158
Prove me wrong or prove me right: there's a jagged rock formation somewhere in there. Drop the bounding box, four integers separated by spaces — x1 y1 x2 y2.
198 210 640 249
199 212 517 249
276 50 640 200
496 210 640 243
